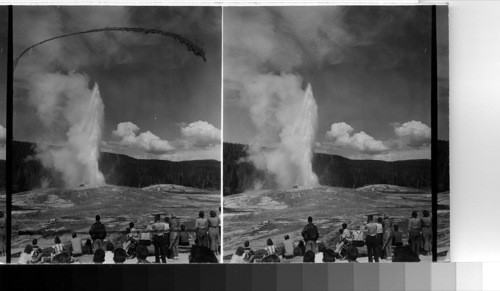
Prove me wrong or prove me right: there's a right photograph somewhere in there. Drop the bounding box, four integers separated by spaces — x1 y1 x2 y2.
223 6 449 263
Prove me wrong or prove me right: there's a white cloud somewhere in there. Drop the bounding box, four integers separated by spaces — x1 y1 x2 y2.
0 125 5 143
326 122 388 153
112 122 174 154
394 120 431 147
180 121 221 146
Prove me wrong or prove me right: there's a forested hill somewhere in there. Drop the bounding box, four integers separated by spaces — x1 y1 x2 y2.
10 140 220 193
224 141 450 196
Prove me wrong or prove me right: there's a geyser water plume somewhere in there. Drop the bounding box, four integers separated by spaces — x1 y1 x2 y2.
244 73 319 189
67 83 106 186
33 74 106 188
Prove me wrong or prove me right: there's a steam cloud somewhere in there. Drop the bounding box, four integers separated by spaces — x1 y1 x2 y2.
225 8 339 188
33 74 106 187
246 76 319 188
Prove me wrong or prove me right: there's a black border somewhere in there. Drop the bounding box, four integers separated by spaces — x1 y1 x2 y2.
5 5 12 264
431 5 438 262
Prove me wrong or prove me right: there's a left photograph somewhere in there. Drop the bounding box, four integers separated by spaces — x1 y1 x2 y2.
10 6 222 264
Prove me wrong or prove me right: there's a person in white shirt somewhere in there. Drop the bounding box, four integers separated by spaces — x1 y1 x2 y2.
70 233 82 257
229 246 247 263
18 245 33 264
104 242 115 264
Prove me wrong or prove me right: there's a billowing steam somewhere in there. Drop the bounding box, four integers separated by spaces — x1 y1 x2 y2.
33 73 106 187
241 73 319 189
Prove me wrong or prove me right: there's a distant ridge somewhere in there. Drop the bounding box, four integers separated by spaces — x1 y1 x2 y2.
223 141 449 195
10 140 220 193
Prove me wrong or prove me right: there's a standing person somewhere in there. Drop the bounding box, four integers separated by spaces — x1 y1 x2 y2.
89 215 106 252
207 210 220 255
179 225 190 247
301 216 319 253
376 217 384 258
408 210 422 258
381 215 393 260
195 211 209 248
0 211 5 257
152 214 167 263
163 217 171 257
365 215 379 263
392 225 403 247
70 233 83 257
421 210 432 256
169 214 180 260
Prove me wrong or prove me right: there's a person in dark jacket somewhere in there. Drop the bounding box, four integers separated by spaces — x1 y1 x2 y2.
301 216 319 253
89 215 107 252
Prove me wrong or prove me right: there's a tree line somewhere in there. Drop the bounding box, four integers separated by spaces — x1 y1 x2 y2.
223 141 450 196
8 140 220 193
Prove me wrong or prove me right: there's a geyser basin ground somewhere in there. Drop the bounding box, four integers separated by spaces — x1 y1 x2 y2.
224 184 445 262
11 184 220 255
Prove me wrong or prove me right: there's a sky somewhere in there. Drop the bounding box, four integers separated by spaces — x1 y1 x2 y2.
224 6 449 161
12 6 221 161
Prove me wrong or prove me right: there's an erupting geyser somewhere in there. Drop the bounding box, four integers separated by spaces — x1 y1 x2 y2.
68 83 106 186
34 75 106 188
244 73 319 189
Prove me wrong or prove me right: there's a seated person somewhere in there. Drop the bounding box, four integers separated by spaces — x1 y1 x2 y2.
136 245 150 264
303 250 315 263
139 225 152 246
52 252 74 264
351 225 366 247
93 249 105 264
189 245 218 263
229 246 247 263
82 239 94 255
113 248 127 264
294 240 305 257
70 233 83 257
31 239 43 263
243 240 254 255
18 245 33 264
179 225 190 247
346 246 359 263
315 242 326 263
281 235 294 259
104 242 115 264
52 236 64 256
265 239 277 256
260 254 280 263
323 249 336 263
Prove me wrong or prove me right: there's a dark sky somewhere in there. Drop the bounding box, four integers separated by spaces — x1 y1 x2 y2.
224 6 449 161
13 6 221 161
